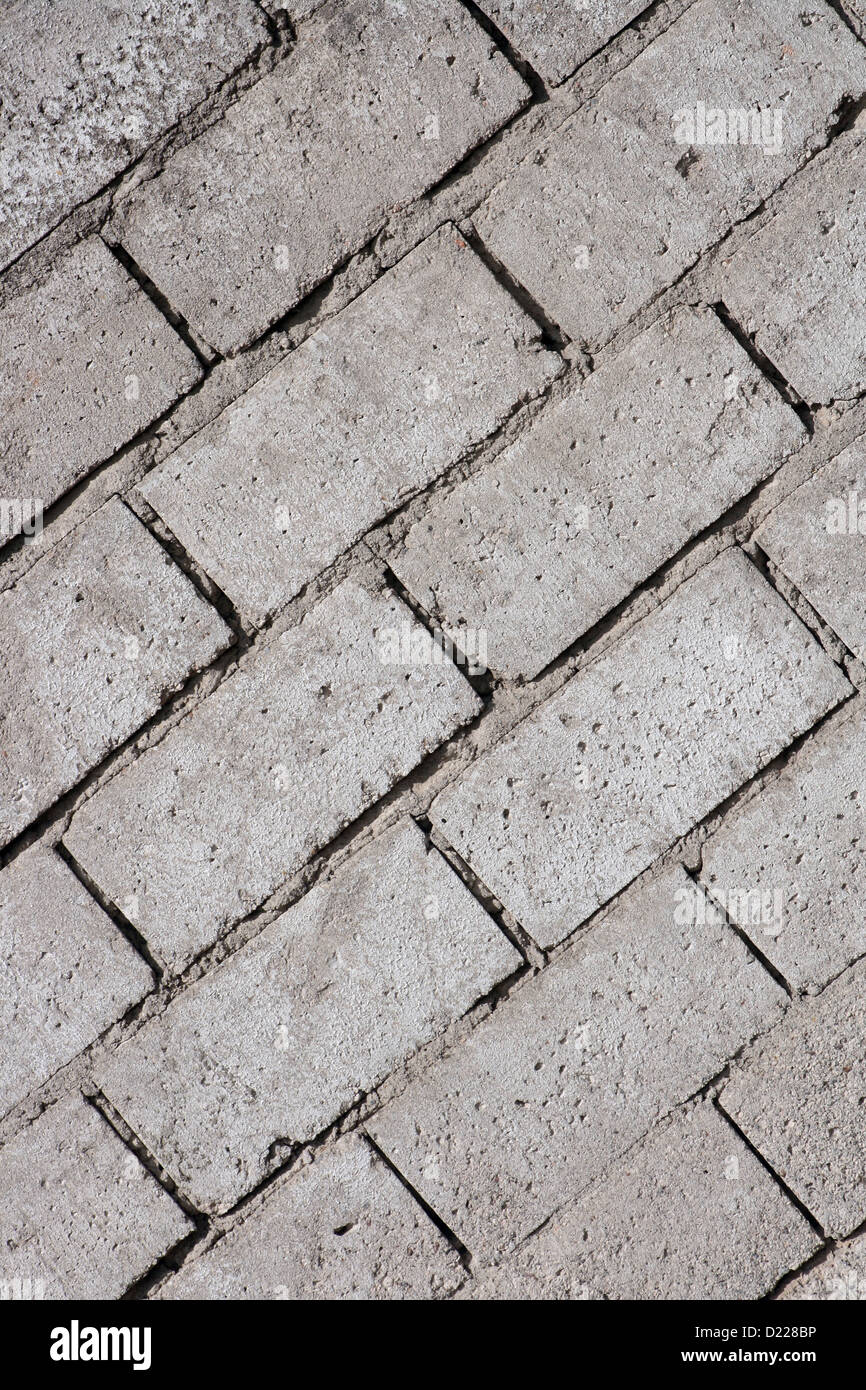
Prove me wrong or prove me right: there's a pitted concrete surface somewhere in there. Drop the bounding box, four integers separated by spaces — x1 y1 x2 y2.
1 0 866 1303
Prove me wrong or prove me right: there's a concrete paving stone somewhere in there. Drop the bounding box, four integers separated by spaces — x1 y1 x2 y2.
0 847 153 1119
700 710 866 994
479 0 648 85
755 438 866 663
0 1094 192 1300
778 1233 866 1300
111 0 530 353
96 820 519 1212
63 582 481 972
139 226 562 626
459 1104 820 1299
368 866 786 1258
156 1134 462 1299
0 0 267 270
388 307 805 679
0 499 232 848
720 960 866 1237
722 143 866 405
428 548 850 951
0 237 202 537
473 0 866 348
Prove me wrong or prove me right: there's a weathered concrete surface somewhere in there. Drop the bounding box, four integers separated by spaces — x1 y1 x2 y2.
0 237 201 534
474 0 866 347
480 0 648 85
368 867 786 1258
64 582 481 971
388 308 805 678
97 821 519 1212
139 227 561 625
721 961 866 1237
0 499 232 848
460 1104 819 1299
430 549 850 950
156 1134 462 1299
111 0 530 352
778 1233 866 1301
0 1095 192 1299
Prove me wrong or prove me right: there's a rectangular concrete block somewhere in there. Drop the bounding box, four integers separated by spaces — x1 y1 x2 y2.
0 499 232 847
139 226 562 625
0 237 202 535
721 960 866 1236
388 307 805 678
429 548 850 951
96 820 519 1212
64 582 481 971
460 1104 820 1300
779 1232 866 1301
156 1134 462 1299
0 847 153 1118
474 0 866 348
480 0 647 85
0 1095 192 1299
756 438 866 663
368 866 786 1258
0 0 267 269
701 711 866 994
111 0 530 352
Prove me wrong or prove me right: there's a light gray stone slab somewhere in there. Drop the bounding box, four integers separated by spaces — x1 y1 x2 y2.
474 0 866 347
429 548 851 950
0 499 232 848
0 1095 192 1299
388 307 805 678
64 582 481 972
139 226 561 625
368 866 786 1258
480 0 647 85
778 1233 866 1301
112 0 530 352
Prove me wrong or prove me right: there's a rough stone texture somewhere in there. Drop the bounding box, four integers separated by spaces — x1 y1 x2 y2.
97 821 519 1212
0 847 152 1119
139 227 561 625
0 0 267 271
111 0 530 352
479 0 648 85
0 1094 192 1299
700 711 866 994
779 1233 866 1301
474 0 866 347
756 439 866 664
156 1134 462 1299
0 499 232 848
388 307 805 678
721 961 866 1237
430 548 850 950
722 144 866 405
460 1105 819 1299
0 237 201 535
64 582 481 971
368 866 786 1258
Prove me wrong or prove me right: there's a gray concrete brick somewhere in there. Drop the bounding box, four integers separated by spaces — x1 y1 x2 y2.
460 1104 819 1299
721 960 866 1237
139 227 562 626
429 548 850 951
700 710 866 994
111 0 530 353
778 1233 866 1300
388 307 805 678
0 847 152 1118
0 0 267 269
156 1134 462 1299
474 0 866 348
0 499 232 848
722 144 866 405
97 820 518 1212
0 1094 192 1299
756 438 866 664
368 866 786 1258
64 582 481 972
480 0 647 85
0 237 202 536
